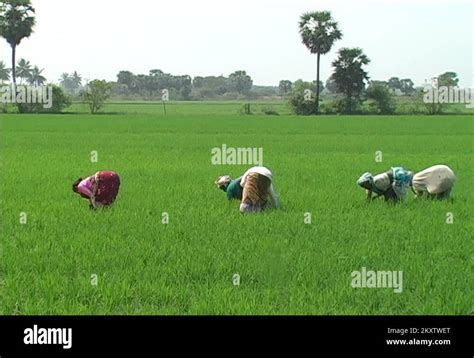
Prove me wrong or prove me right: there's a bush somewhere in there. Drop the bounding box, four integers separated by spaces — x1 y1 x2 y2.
288 80 318 115
335 97 362 114
366 83 396 114
395 97 424 115
320 100 339 114
419 90 444 115
17 85 71 113
261 106 279 115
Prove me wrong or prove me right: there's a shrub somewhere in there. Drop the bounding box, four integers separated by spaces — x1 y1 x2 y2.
80 80 112 114
366 82 396 114
319 100 339 114
261 106 279 115
416 89 445 115
288 80 318 115
335 97 362 114
17 85 71 113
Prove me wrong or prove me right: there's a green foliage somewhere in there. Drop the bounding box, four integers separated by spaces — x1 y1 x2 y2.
319 99 339 114
16 57 30 82
228 70 253 95
80 80 112 114
278 80 293 96
299 11 342 55
48 85 71 112
419 90 444 115
27 65 45 86
325 74 339 94
0 60 10 83
0 0 35 84
18 84 71 113
366 81 396 114
59 71 82 94
299 10 342 113
437 71 459 87
399 78 415 96
261 106 279 115
388 77 401 92
331 47 370 114
335 97 363 115
288 79 318 115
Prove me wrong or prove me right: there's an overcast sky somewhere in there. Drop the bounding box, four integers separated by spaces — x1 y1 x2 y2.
1 0 472 87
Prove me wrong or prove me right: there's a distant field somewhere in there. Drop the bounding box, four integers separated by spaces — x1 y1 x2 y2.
0 102 472 314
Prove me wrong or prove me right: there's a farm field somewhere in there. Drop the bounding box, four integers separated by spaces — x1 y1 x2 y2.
0 102 472 315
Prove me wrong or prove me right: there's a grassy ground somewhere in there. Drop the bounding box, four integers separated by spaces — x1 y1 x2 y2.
0 102 472 314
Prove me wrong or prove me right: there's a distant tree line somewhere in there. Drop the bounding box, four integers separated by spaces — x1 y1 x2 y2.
0 1 466 115
113 69 260 101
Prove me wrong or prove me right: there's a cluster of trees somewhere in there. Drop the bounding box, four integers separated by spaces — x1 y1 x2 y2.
58 71 83 93
0 0 35 85
114 69 254 100
387 77 415 95
288 10 463 115
0 0 70 113
0 59 46 85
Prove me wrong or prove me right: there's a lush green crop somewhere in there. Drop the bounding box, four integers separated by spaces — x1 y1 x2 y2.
0 103 472 314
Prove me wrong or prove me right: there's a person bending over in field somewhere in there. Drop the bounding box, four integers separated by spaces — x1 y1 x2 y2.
357 167 413 203
73 170 121 209
215 166 279 213
411 164 456 200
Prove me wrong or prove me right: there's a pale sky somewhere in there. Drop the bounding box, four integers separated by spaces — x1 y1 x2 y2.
1 0 472 87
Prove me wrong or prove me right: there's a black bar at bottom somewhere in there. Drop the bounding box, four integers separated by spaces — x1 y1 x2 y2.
0 316 471 354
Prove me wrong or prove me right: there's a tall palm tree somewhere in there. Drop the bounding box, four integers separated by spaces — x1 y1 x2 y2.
299 11 342 114
27 65 46 86
0 0 36 85
16 58 31 84
0 60 10 84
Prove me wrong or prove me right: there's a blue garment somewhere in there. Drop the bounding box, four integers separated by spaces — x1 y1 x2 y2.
226 179 243 200
392 167 413 199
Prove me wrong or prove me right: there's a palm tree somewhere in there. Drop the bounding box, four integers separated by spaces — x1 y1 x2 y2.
59 72 72 91
16 58 31 84
71 71 82 92
0 0 36 85
0 61 10 84
299 11 342 114
27 66 46 86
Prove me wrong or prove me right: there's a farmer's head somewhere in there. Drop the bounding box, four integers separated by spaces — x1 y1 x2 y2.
358 171 392 195
72 178 82 193
215 175 232 192
357 172 374 191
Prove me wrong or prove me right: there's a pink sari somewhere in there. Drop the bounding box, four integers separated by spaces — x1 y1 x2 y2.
94 171 121 206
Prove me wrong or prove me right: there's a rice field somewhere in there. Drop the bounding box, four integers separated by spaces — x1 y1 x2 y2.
0 102 472 314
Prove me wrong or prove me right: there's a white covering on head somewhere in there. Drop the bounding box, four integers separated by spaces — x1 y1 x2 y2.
216 175 232 188
412 165 456 194
372 173 391 193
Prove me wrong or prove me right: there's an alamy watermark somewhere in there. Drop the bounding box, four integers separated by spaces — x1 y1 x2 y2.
423 78 474 108
1 84 53 109
351 267 403 293
211 144 263 165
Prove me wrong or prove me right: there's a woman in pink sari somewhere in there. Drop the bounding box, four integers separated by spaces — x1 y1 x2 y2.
72 171 121 208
